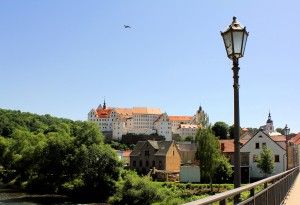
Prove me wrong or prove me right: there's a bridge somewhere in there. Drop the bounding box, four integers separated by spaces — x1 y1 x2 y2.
183 167 299 205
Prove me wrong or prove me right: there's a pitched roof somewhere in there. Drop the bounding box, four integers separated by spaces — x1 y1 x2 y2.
220 139 249 153
129 140 174 157
270 135 286 142
176 142 197 152
96 108 113 118
123 150 132 157
291 133 300 145
132 107 162 115
169 116 192 121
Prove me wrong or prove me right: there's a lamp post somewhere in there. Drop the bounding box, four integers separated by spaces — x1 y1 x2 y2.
283 124 290 170
221 17 248 190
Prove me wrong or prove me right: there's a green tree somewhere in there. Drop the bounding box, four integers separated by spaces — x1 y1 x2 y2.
195 127 221 192
276 128 283 134
212 121 229 139
215 155 233 184
184 135 194 142
109 171 166 205
257 145 275 177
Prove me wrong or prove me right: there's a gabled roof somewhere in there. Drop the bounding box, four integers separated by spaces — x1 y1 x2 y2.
220 139 249 153
291 133 300 145
176 142 197 152
270 135 286 142
241 130 286 151
96 108 113 118
129 140 174 157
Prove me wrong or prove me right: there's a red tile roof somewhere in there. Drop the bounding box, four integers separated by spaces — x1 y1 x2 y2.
271 135 286 142
291 133 300 145
169 116 192 121
220 139 249 153
96 109 113 118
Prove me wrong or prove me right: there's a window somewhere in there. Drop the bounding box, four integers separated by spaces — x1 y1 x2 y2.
146 161 149 167
159 161 162 168
145 151 149 156
255 143 260 149
262 142 266 147
253 155 259 162
275 155 280 162
139 160 142 167
133 160 136 167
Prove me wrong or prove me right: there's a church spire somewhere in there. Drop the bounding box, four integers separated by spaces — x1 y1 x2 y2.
103 98 106 110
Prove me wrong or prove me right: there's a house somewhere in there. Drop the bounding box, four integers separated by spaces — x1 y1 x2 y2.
240 130 286 179
220 139 250 183
129 140 181 173
289 133 300 169
116 150 131 166
175 141 197 164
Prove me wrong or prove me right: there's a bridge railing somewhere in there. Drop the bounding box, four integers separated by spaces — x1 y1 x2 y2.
183 167 299 205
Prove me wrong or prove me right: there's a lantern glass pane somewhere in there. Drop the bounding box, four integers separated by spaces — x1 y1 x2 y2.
233 31 244 58
242 31 248 56
223 32 233 57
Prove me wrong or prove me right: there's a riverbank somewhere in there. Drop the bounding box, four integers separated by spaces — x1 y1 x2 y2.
0 182 107 205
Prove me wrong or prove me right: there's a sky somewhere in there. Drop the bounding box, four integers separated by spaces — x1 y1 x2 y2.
1 1 299 133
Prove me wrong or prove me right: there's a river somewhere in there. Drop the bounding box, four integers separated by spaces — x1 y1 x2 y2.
0 182 106 205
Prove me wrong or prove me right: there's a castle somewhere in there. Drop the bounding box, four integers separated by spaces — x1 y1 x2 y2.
88 100 204 141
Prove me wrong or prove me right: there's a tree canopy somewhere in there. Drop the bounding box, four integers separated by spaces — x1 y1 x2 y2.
212 121 229 139
0 109 122 201
257 145 275 177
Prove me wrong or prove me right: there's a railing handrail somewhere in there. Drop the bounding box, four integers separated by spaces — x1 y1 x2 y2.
183 167 299 205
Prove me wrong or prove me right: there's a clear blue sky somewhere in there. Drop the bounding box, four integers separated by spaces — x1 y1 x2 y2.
1 1 299 133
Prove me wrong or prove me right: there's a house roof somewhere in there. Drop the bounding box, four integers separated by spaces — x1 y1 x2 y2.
270 135 286 142
169 116 192 121
123 150 132 157
220 139 249 153
291 133 300 145
129 140 174 157
176 142 197 152
241 130 286 151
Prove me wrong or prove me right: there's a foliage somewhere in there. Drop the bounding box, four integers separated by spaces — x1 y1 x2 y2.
198 112 210 128
195 124 222 191
108 140 131 151
215 155 233 184
276 128 283 134
212 121 229 139
184 136 194 142
257 145 275 177
109 171 170 205
0 109 122 201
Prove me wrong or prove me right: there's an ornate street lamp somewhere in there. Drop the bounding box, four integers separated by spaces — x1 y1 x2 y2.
283 124 290 170
221 17 249 191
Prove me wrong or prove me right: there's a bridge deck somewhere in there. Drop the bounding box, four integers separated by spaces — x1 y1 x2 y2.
283 170 300 205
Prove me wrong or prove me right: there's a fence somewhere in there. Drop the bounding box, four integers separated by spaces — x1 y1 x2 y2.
183 167 299 205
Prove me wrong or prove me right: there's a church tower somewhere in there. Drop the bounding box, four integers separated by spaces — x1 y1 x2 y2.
265 111 274 132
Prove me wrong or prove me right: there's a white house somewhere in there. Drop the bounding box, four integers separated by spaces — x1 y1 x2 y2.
240 130 286 179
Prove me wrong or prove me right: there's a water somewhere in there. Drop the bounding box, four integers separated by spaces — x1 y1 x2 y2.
0 183 105 205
